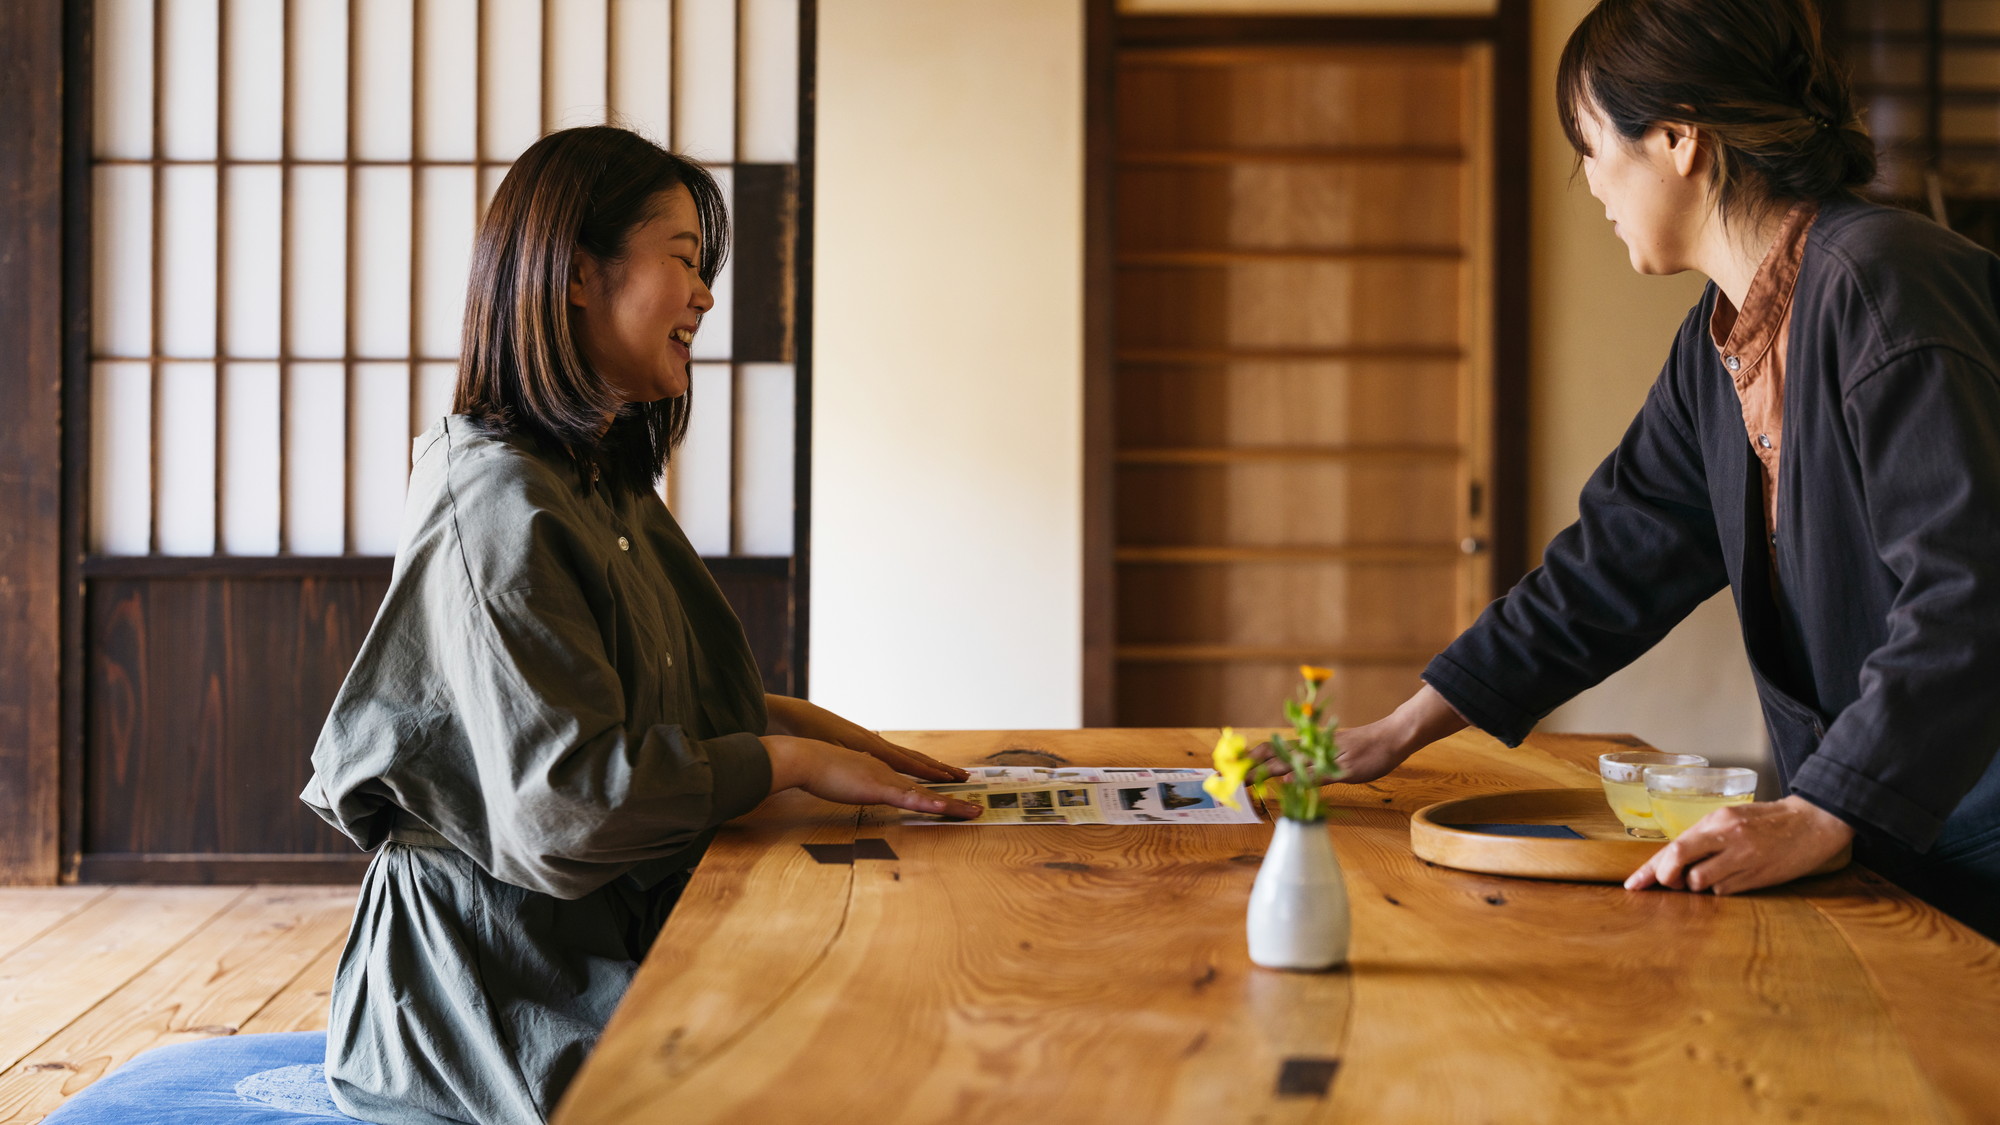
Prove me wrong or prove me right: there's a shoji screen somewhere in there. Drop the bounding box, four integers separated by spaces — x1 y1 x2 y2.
90 0 802 559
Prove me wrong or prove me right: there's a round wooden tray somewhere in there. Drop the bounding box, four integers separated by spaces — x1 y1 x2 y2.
1410 788 1851 883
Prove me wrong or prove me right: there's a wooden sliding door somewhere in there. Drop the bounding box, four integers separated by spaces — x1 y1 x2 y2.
1089 9 1526 728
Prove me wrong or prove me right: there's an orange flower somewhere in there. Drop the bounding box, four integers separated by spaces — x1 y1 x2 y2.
1299 664 1334 685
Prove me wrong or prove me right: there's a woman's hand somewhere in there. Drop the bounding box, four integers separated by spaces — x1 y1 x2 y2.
766 695 969 783
763 736 983 820
1253 683 1469 785
1624 796 1854 895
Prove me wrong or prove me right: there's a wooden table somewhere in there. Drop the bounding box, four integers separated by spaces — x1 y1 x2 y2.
554 730 2000 1124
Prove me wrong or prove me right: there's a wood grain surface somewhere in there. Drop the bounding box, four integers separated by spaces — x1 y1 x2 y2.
0 886 354 1123
556 729 1997 1125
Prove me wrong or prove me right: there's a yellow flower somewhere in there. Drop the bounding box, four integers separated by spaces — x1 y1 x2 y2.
1299 664 1334 685
1204 727 1251 809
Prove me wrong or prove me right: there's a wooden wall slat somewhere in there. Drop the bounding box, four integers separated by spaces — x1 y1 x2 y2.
0 0 68 885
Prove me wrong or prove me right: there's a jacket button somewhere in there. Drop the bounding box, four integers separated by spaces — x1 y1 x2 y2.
1758 433 1773 449
617 536 630 552
1725 355 1741 372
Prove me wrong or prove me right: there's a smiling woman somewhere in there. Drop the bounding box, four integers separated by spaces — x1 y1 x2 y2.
301 125 980 1125
455 127 731 495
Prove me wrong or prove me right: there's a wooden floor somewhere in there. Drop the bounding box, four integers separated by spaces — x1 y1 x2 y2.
0 885 355 1124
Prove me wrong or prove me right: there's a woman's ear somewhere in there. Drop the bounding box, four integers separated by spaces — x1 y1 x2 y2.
568 250 595 309
1663 124 1705 181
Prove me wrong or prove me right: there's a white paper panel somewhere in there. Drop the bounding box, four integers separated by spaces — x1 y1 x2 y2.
225 0 286 159
351 363 411 554
481 164 510 216
670 363 733 555
418 166 477 358
482 0 544 160
95 0 155 160
354 166 413 357
675 0 736 161
291 0 351 161
157 362 218 555
419 0 479 160
286 363 348 554
691 166 733 359
355 0 415 161
92 362 155 555
739 0 798 163
224 165 283 358
734 363 795 555
287 166 349 358
92 165 153 358
416 362 458 436
222 362 282 554
610 0 671 144
160 0 220 161
548 0 609 128
159 165 218 358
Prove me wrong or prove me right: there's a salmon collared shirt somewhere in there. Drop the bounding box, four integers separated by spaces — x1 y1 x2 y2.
1708 200 1821 538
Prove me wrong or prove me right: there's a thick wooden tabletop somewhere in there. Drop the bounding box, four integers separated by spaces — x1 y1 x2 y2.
553 729 2000 1124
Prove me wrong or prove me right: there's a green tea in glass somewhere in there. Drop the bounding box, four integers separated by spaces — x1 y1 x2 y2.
1598 752 1706 839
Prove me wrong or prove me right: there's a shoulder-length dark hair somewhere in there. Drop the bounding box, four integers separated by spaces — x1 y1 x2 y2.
1557 0 1876 222
454 126 729 491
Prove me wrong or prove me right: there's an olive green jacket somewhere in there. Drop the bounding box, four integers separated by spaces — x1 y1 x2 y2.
302 415 772 900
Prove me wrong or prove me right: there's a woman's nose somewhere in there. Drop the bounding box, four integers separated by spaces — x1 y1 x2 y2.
691 276 715 312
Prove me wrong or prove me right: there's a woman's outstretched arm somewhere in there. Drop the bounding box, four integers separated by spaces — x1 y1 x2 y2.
765 694 970 783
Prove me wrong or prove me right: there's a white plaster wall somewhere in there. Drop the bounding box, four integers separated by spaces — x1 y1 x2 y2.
809 0 1085 728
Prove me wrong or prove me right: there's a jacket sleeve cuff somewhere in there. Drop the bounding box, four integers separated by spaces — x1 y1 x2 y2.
705 732 774 825
1790 752 1945 853
1423 653 1538 747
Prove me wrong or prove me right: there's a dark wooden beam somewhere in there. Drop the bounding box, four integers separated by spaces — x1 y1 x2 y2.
0 0 69 884
1082 0 1119 726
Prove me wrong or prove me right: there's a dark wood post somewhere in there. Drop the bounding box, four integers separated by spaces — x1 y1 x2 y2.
0 0 72 884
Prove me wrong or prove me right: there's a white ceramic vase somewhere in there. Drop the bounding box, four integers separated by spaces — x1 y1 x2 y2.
1247 816 1350 971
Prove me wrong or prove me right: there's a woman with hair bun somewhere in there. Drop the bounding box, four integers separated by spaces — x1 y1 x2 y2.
302 126 983 1125
1268 0 2000 937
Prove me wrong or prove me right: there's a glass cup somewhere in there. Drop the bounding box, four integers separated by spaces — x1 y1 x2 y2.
1598 752 1707 839
1643 766 1758 839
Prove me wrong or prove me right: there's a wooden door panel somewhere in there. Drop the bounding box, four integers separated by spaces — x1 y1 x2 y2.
83 574 385 877
77 560 797 881
1117 560 1459 648
1116 461 1462 547
1105 33 1498 727
1117 260 1463 352
1117 361 1463 448
1116 50 1468 152
1116 163 1464 252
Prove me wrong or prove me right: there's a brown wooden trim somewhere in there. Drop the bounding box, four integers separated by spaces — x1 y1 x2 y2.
0 0 70 885
77 853 371 884
77 554 791 582
60 0 97 884
1117 14 1503 47
82 555 399 579
1082 0 1118 727
1488 0 1531 592
791 0 818 698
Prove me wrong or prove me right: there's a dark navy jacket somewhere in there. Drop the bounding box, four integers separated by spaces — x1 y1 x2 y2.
1426 198 2000 878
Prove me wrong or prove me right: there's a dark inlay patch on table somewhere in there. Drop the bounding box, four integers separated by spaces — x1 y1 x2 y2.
1275 1057 1341 1098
